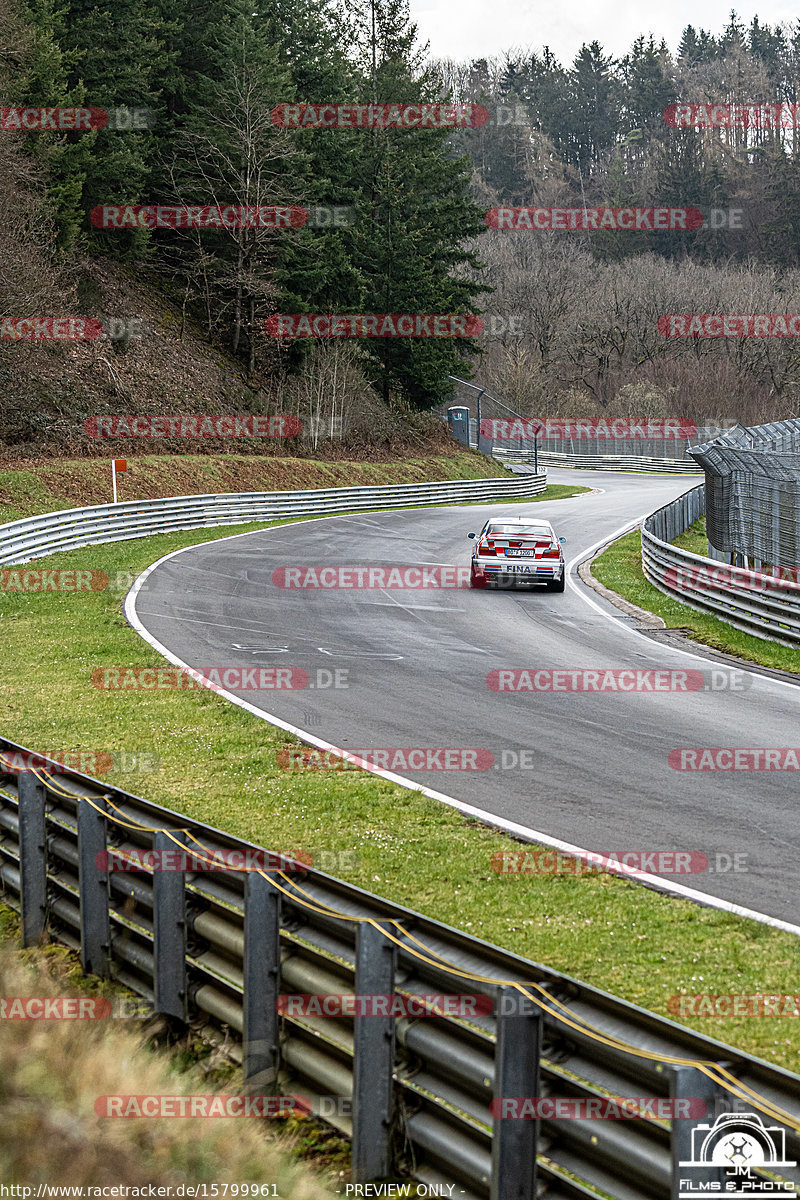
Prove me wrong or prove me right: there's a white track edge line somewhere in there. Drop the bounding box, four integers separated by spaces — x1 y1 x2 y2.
124 510 800 938
566 516 800 694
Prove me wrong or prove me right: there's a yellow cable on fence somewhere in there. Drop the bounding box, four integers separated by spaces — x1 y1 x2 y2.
6 764 799 1135
258 871 800 1132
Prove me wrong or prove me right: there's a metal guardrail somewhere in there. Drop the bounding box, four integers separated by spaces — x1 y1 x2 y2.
1 741 799 1200
494 449 702 474
641 485 800 645
0 474 547 566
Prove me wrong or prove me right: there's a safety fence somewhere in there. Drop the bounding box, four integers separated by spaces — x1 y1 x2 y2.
0 474 546 566
1 740 799 1200
689 418 800 568
447 410 705 471
493 448 701 474
641 485 800 645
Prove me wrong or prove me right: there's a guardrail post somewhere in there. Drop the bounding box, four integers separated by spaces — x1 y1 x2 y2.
243 871 281 1092
153 829 186 1021
18 772 48 946
491 987 542 1200
77 795 110 976
352 919 396 1183
670 1064 725 1200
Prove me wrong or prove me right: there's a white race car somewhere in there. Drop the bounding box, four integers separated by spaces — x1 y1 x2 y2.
468 515 567 591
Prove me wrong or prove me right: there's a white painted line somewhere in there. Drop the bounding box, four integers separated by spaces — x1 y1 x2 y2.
126 512 800 938
567 519 800 694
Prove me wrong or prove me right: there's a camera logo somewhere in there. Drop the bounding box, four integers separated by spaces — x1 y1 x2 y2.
679 1112 796 1198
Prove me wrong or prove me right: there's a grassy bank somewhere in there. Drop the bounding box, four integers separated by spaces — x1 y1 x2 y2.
592 523 800 674
0 451 516 523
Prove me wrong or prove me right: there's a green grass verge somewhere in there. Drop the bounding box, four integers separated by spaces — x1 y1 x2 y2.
438 482 588 508
672 514 713 557
1 502 799 1074
593 522 800 674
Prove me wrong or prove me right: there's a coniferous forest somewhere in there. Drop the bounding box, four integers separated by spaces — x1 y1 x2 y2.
4 0 800 452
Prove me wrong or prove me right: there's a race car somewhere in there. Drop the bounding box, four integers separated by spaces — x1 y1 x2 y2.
468 515 567 591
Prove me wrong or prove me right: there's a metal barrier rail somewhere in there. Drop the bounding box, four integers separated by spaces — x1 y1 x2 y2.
641 486 800 645
1 741 798 1200
0 474 547 566
492 449 702 474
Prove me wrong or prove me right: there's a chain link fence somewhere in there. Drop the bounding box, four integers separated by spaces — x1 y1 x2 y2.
689 418 800 569
444 400 723 471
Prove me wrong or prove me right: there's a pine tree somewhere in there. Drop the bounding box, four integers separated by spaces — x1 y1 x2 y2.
16 0 90 249
332 0 486 407
55 0 173 255
762 144 800 264
162 0 305 374
269 0 367 320
720 10 746 54
565 42 621 173
621 36 675 138
678 26 702 66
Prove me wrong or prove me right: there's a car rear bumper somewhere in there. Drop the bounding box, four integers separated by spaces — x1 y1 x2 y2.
473 560 564 582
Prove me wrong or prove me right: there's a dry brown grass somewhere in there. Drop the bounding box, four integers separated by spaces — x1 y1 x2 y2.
0 945 334 1193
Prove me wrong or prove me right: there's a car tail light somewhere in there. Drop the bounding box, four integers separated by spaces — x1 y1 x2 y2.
542 544 561 558
479 541 496 555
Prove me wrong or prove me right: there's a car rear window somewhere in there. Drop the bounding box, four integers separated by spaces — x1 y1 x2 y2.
486 524 552 537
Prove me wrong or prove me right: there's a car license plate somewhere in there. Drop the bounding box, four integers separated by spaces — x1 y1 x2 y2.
505 549 535 556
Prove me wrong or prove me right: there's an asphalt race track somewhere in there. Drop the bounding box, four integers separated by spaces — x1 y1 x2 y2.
129 468 800 925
